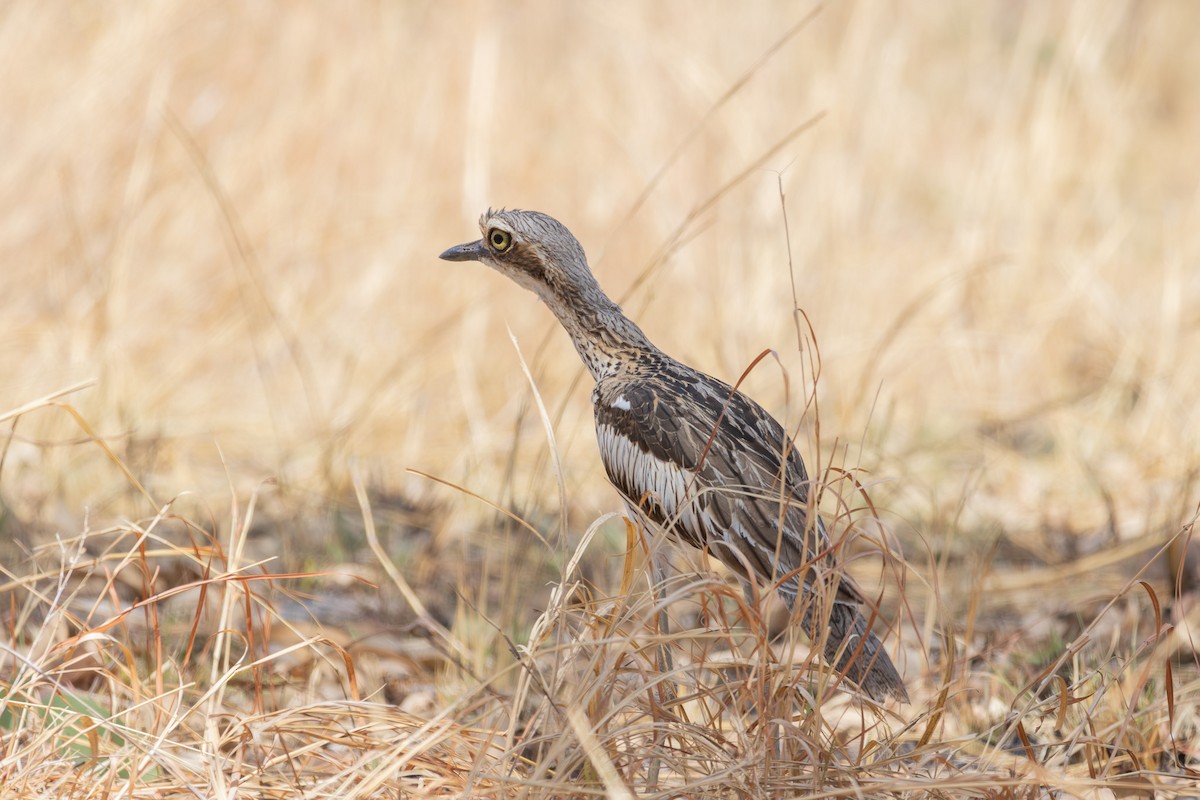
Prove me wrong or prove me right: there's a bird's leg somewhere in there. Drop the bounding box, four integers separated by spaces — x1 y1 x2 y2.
624 504 676 679
626 511 677 790
649 545 675 676
740 577 758 619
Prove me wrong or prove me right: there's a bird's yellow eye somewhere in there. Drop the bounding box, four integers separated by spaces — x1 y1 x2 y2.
488 228 512 252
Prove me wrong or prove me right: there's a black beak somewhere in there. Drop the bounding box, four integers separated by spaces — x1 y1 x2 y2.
439 239 487 262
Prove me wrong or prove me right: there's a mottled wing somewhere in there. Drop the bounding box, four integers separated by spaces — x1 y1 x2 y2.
594 367 857 604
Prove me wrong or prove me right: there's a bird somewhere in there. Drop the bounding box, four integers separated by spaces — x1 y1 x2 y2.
440 209 908 703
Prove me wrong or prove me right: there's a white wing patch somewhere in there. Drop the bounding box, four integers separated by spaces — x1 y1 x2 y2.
596 423 700 540
611 395 632 411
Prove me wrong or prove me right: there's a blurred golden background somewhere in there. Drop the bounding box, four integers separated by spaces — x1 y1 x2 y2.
2 1 1197 609
3 4 1199 794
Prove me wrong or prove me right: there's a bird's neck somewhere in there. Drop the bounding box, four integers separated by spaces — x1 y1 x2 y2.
539 279 657 382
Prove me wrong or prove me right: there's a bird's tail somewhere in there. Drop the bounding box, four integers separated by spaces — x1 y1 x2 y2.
801 599 909 703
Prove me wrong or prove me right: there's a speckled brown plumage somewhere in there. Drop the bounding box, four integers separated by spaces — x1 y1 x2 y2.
440 209 908 702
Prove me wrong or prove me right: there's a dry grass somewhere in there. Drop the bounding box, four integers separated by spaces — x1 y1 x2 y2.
2 1 1199 796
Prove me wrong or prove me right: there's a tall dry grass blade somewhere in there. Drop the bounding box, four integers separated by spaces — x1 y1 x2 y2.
565 704 633 800
620 112 827 307
53 402 157 510
507 325 568 536
612 5 824 236
0 381 96 426
352 463 469 664
163 109 325 431
406 468 553 551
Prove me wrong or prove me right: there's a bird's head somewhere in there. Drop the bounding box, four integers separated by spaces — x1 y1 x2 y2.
439 208 592 302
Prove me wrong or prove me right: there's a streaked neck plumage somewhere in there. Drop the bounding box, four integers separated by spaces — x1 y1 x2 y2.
535 268 658 382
